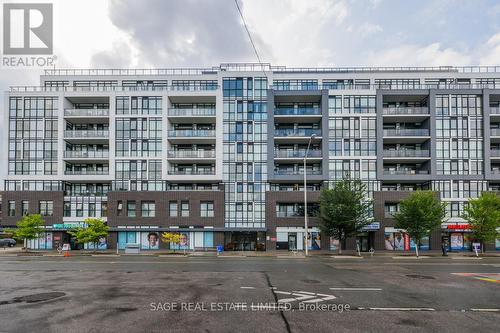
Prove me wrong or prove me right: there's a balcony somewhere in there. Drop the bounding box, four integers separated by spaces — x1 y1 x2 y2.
383 169 429 175
64 109 109 117
168 130 215 137
490 128 500 136
490 107 500 115
167 150 216 158
274 169 322 175
383 150 430 158
383 129 430 136
491 150 500 157
64 130 109 138
64 170 109 176
64 151 110 159
274 129 322 137
382 107 429 115
168 108 216 117
274 149 322 158
274 108 321 116
167 169 215 175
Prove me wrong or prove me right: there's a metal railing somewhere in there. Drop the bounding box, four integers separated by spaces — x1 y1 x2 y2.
64 151 110 158
274 129 322 137
383 169 429 175
168 108 216 117
383 150 430 158
274 169 322 175
64 130 109 138
382 107 429 115
167 169 215 175
167 150 216 158
64 170 109 175
168 130 215 137
64 109 109 117
383 129 430 136
274 108 321 116
274 150 322 158
491 169 500 174
10 85 219 92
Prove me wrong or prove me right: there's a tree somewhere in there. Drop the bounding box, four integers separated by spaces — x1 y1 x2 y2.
68 218 109 252
318 177 372 254
161 232 182 252
8 214 45 251
462 192 500 254
394 191 446 257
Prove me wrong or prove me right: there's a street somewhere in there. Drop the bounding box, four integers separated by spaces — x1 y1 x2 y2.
0 255 499 332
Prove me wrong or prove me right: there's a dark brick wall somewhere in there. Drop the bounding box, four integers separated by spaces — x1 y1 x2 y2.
107 191 224 228
0 191 64 227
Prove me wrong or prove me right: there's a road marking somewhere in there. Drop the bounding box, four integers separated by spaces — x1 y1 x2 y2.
451 257 483 260
331 256 363 259
240 286 255 289
273 290 337 303
470 308 500 312
452 273 500 283
358 307 435 311
329 287 382 291
391 256 430 259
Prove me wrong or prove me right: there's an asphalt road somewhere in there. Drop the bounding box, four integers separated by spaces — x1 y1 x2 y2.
0 255 499 333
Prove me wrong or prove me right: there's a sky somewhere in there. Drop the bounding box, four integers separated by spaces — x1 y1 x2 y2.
1 0 500 182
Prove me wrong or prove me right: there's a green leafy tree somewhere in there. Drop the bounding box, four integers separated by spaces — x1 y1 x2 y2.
68 218 109 251
394 191 446 257
462 192 500 254
8 214 45 251
318 177 372 254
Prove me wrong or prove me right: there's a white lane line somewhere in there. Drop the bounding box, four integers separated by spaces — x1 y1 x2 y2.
470 308 500 312
330 287 382 291
360 307 435 311
240 286 255 289
451 257 483 260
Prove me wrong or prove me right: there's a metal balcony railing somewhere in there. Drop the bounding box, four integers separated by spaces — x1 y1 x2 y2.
274 108 321 116
274 169 322 175
383 169 429 175
168 108 216 117
64 151 110 158
64 170 109 175
167 150 216 158
274 129 322 137
64 130 109 138
382 107 429 115
167 169 215 175
383 150 430 157
274 150 322 158
383 129 430 136
64 109 109 117
168 130 215 137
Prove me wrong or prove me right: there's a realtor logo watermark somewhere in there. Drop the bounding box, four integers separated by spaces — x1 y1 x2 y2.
2 2 56 67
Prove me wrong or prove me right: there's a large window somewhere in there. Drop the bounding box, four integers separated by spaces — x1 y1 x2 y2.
141 201 155 217
8 201 15 216
127 201 136 217
39 200 53 216
181 201 189 217
169 201 178 217
200 201 214 217
21 200 29 216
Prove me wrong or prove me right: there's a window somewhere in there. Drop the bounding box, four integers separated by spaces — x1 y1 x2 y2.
127 201 136 217
64 201 71 217
101 202 108 217
21 201 29 216
169 201 178 217
181 201 189 217
141 201 155 217
39 200 53 216
117 200 123 216
88 203 96 217
8 201 15 216
76 202 83 217
200 201 214 217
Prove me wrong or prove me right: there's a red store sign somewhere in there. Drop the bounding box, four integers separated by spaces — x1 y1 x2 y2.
446 224 470 230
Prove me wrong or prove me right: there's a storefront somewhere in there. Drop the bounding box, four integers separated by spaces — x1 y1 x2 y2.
275 227 321 251
384 227 429 251
224 231 266 251
117 230 215 251
442 223 473 251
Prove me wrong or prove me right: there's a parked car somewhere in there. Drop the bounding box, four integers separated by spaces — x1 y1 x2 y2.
0 238 16 247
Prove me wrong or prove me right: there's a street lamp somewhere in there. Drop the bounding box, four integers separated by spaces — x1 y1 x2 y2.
304 133 316 257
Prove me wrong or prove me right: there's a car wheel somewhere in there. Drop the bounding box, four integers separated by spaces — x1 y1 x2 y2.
8 243 14 247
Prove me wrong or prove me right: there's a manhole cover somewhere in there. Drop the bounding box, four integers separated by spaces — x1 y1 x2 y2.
406 274 435 280
301 279 321 284
12 292 66 304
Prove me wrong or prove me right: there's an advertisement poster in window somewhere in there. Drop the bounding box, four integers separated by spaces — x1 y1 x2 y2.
330 237 339 251
141 232 159 250
450 233 463 250
172 232 190 250
384 232 395 250
496 238 500 250
308 232 321 250
410 236 429 250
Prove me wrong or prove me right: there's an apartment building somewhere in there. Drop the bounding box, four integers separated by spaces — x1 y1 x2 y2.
2 63 500 252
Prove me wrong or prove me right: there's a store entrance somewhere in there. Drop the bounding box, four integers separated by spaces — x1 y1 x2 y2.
224 232 266 251
356 232 373 252
61 232 83 250
288 233 297 251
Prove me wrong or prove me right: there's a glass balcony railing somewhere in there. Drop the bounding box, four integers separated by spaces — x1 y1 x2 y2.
383 129 430 136
64 170 109 175
383 150 430 157
64 151 110 158
382 107 429 115
490 150 500 157
274 169 322 175
383 169 429 175
490 107 500 114
274 150 322 158
168 108 216 117
64 130 109 138
168 130 215 137
274 108 321 116
167 169 215 175
64 109 109 117
274 129 322 137
490 128 500 136
167 150 216 158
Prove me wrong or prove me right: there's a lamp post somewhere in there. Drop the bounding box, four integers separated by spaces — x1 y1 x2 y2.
304 133 316 257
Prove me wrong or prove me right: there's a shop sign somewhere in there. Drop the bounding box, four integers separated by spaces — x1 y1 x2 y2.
445 224 470 230
52 222 86 229
362 222 380 231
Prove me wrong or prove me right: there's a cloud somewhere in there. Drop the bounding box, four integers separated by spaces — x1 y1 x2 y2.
479 32 500 65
